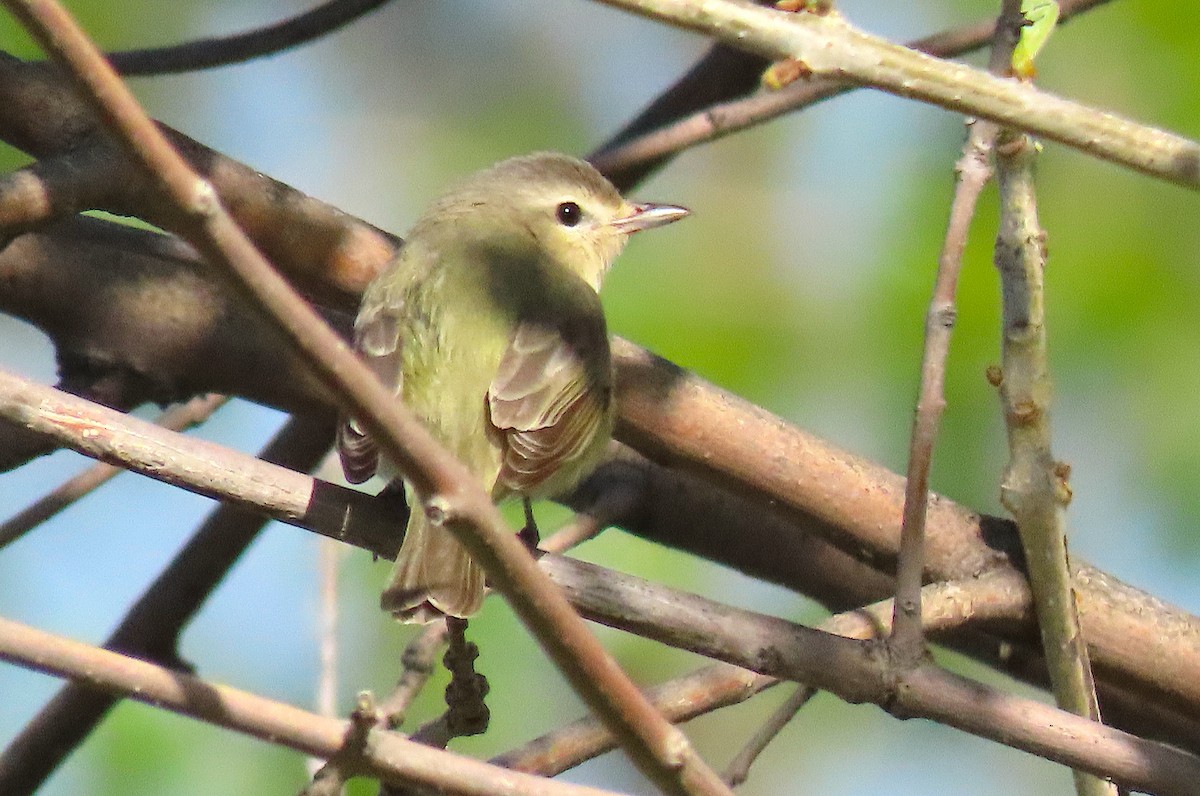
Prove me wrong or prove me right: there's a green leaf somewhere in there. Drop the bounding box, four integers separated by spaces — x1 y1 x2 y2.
1013 0 1061 78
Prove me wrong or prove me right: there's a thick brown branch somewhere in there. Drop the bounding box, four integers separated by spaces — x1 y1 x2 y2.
3 225 1200 750
0 52 395 309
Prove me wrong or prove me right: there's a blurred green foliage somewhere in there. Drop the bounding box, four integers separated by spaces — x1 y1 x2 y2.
3 1 1200 795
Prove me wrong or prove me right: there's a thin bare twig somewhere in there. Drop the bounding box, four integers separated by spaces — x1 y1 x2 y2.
722 685 815 787
994 128 1113 796
378 622 449 730
299 764 350 796
0 4 732 794
108 0 395 76
497 573 1022 779
589 41 769 191
0 393 227 550
307 536 343 783
888 0 1020 670
0 616 622 796
495 664 774 777
591 0 1200 189
317 538 341 721
541 460 646 554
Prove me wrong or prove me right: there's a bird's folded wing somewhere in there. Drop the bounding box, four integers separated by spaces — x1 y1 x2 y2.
337 310 402 484
487 320 609 494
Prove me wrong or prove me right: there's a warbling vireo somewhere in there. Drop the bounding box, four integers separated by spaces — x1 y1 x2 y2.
338 152 688 623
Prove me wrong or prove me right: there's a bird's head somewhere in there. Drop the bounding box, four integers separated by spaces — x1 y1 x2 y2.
425 153 688 292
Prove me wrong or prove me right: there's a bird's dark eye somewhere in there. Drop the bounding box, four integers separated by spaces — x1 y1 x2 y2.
556 201 582 227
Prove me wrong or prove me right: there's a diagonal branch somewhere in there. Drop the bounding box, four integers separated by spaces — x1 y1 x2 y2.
590 0 1200 189
0 413 334 795
589 41 770 191
995 127 1111 796
0 3 733 794
888 0 1020 671
2 366 1199 790
0 393 227 550
0 616 622 796
590 0 1114 182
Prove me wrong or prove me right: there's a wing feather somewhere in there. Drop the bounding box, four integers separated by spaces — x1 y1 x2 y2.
488 320 611 495
337 309 402 484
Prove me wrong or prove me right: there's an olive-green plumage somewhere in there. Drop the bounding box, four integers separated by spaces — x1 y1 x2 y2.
339 153 687 623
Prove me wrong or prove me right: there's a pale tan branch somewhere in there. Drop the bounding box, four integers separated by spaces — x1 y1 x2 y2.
0 392 226 549
499 573 1028 778
995 128 1111 796
0 616 621 796
543 556 1197 794
590 0 1200 188
590 0 1115 182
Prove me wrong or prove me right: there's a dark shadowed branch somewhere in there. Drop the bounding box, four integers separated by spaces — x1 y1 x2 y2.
109 0 397 76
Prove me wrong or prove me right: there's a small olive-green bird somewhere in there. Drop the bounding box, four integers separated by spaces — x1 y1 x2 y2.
338 153 688 623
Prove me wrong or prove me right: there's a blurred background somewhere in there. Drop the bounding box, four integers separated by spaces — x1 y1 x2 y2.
1 1 1198 793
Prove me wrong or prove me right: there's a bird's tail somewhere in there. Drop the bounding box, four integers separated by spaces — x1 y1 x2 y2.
381 511 485 623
